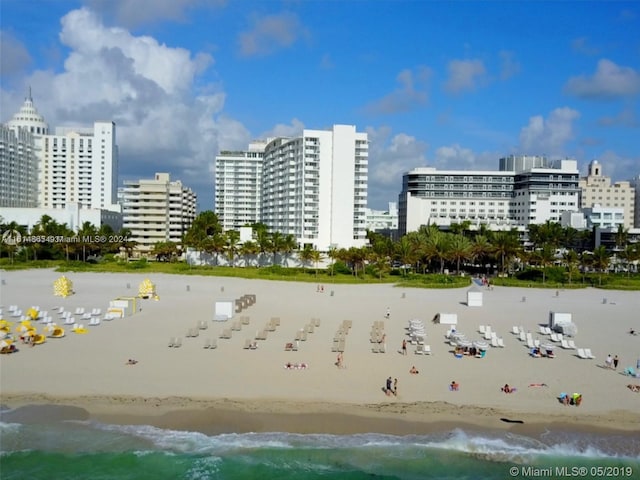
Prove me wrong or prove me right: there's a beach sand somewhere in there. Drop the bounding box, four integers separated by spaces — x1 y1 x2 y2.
1 269 639 438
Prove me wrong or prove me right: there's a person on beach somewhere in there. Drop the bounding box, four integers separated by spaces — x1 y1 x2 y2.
627 384 640 392
385 307 390 319
336 352 344 369
605 354 613 369
385 377 393 395
613 355 619 370
501 384 513 393
402 339 407 355
409 366 419 374
125 359 138 365
393 378 398 396
450 381 459 391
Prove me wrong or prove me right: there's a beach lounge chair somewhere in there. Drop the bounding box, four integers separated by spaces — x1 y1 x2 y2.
484 331 492 341
584 348 595 359
203 338 212 349
491 337 499 348
209 338 217 349
519 331 527 342
173 337 182 348
199 320 208 330
313 318 320 327
497 337 505 348
512 326 520 335
91 308 101 316
241 316 250 325
243 339 253 349
371 345 380 353
561 339 571 349
577 348 588 359
479 325 486 334
168 337 176 347
526 338 535 349
415 344 424 354
74 307 85 315
220 329 232 339
567 340 577 349
88 317 100 326
423 344 431 355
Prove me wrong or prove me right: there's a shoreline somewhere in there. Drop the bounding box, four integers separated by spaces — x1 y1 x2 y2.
2 394 639 440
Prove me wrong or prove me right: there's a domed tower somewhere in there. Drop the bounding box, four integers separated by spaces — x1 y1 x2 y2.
6 87 49 135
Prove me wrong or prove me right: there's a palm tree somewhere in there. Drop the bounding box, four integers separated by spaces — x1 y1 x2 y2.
470 234 492 271
252 223 271 267
491 230 521 275
562 249 580 284
533 244 557 284
239 240 259 267
590 245 611 285
280 234 298 267
269 231 285 266
614 224 628 251
395 236 415 276
298 244 314 270
310 249 323 277
448 234 472 274
224 230 240 267
327 246 338 276
423 230 451 274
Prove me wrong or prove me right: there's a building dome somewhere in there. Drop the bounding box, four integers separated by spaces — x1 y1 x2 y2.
6 88 49 135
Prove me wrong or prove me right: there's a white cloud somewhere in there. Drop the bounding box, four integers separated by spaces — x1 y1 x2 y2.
366 126 428 208
259 118 305 139
564 59 640 99
363 66 431 115
571 37 600 56
598 108 639 128
238 12 308 57
0 30 32 77
433 144 476 169
86 0 227 28
0 7 251 209
444 59 486 93
596 150 640 181
519 107 580 155
499 50 520 80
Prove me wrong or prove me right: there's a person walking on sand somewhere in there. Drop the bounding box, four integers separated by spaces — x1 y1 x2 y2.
613 355 619 370
386 376 393 395
402 339 407 355
605 354 613 369
385 307 390 319
393 378 398 396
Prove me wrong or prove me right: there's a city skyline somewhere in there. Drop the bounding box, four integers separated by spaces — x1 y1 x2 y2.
1 0 639 211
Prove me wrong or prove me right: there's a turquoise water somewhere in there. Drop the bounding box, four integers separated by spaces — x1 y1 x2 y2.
1 415 639 479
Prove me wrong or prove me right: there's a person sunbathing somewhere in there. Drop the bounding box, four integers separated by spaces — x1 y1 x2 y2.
501 384 514 393
409 366 419 374
125 359 138 365
628 384 640 392
450 381 459 391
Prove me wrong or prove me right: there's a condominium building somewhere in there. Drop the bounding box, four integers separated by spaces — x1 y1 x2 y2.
260 124 368 250
630 175 640 228
121 173 196 254
40 122 119 211
214 141 266 230
398 158 580 235
499 154 548 172
398 167 515 236
579 161 635 229
365 202 399 233
0 90 48 207
2 92 120 212
511 159 580 226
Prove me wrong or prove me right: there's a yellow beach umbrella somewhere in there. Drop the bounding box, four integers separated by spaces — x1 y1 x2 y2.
26 308 39 320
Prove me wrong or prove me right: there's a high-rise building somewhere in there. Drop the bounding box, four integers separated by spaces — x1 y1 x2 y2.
398 158 580 235
579 161 635 229
499 154 548 172
122 173 196 254
0 90 48 207
214 125 368 250
630 175 640 228
261 125 368 250
2 92 119 212
398 167 515 236
214 141 266 231
40 122 119 211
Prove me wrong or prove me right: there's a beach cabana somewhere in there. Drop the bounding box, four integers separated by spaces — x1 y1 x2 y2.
214 301 234 321
466 287 483 307
138 279 156 299
433 313 458 325
108 297 139 318
53 276 73 297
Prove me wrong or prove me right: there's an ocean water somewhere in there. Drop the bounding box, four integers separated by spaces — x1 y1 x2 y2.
1 414 639 480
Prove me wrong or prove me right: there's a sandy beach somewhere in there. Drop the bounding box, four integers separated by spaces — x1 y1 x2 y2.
1 269 639 437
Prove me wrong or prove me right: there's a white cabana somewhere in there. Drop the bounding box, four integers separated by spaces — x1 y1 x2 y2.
433 313 458 325
214 300 234 321
467 287 483 307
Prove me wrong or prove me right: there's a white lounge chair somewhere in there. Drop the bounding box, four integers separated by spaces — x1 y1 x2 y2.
415 344 424 354
491 337 499 348
561 339 571 349
497 337 505 348
478 325 486 334
423 344 431 355
74 307 85 315
512 326 520 335
584 348 595 359
567 340 577 349
544 327 553 335
519 331 527 342
577 348 589 359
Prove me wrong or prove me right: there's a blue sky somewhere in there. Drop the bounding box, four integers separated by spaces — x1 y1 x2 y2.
1 0 639 211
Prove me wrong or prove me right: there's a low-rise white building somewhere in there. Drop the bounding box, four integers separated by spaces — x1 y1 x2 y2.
365 202 398 233
583 204 624 230
0 203 122 233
